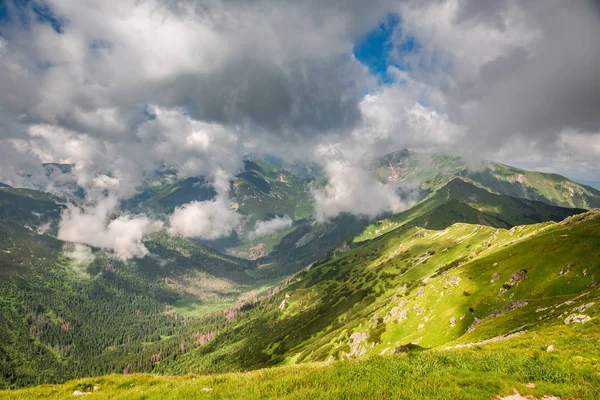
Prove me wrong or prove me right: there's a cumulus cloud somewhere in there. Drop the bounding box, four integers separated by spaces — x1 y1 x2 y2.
250 216 293 239
313 160 407 221
58 197 163 260
392 0 600 174
168 170 242 240
1 0 599 239
168 198 241 240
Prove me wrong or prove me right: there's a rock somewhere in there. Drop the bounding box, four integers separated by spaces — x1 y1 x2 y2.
384 301 408 323
445 275 461 288
72 391 91 396
392 345 410 354
202 388 213 392
349 330 369 357
559 264 572 276
450 317 456 327
572 302 595 312
525 383 536 388
507 271 526 286
490 272 501 283
546 345 555 352
279 293 290 310
564 314 591 324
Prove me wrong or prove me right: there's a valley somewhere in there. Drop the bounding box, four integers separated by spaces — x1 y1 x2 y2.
0 151 599 399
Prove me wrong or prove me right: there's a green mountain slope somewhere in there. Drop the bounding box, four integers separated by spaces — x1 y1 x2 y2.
355 178 584 241
4 321 599 400
0 187 64 230
0 187 269 389
375 150 600 209
140 210 599 378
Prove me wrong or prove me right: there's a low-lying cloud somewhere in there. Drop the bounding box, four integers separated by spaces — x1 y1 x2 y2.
58 197 163 260
313 160 407 221
168 170 242 240
250 216 293 239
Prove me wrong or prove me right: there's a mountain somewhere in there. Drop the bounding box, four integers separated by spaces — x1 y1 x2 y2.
374 150 600 209
0 187 269 389
1 152 599 395
354 178 584 241
572 178 600 190
133 210 600 379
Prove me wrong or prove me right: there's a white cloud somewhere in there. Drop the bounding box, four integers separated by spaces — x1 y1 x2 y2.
312 160 407 221
58 197 163 260
250 216 293 239
168 170 242 240
169 198 241 240
63 243 95 265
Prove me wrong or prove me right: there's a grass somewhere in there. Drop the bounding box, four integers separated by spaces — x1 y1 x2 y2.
3 342 598 399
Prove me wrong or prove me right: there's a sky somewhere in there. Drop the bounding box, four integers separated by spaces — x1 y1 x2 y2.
0 0 599 258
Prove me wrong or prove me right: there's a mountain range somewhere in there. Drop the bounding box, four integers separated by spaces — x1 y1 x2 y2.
0 150 599 399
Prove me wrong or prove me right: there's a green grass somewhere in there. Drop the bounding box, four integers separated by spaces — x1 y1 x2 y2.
3 341 598 399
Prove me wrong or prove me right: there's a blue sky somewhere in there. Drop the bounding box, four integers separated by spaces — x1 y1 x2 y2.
353 13 418 85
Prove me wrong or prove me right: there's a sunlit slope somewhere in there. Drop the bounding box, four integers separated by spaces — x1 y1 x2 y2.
143 210 599 377
355 178 583 241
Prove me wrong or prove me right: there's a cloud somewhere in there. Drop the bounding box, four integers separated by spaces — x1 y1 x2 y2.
168 198 241 240
168 170 242 240
58 197 163 260
1 0 600 230
312 159 407 221
392 0 600 166
63 243 95 265
250 216 293 239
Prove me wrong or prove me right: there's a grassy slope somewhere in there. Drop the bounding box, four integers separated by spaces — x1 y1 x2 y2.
355 178 583 241
3 304 598 399
115 210 598 383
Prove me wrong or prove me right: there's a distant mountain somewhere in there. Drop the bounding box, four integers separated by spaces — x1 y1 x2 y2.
374 150 600 209
0 186 64 235
571 178 600 190
354 178 584 241
2 155 600 391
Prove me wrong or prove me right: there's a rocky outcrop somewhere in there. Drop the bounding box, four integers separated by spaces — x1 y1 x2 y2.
564 314 591 324
468 300 528 332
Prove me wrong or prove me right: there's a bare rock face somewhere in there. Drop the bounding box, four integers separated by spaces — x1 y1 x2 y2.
564 314 591 324
450 317 456 327
490 272 501 283
507 271 526 286
349 330 369 357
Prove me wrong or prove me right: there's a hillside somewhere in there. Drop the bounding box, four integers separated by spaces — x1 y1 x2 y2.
354 178 584 241
3 327 599 399
0 187 267 389
1 156 599 395
4 210 598 399
374 150 600 209
94 210 596 380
